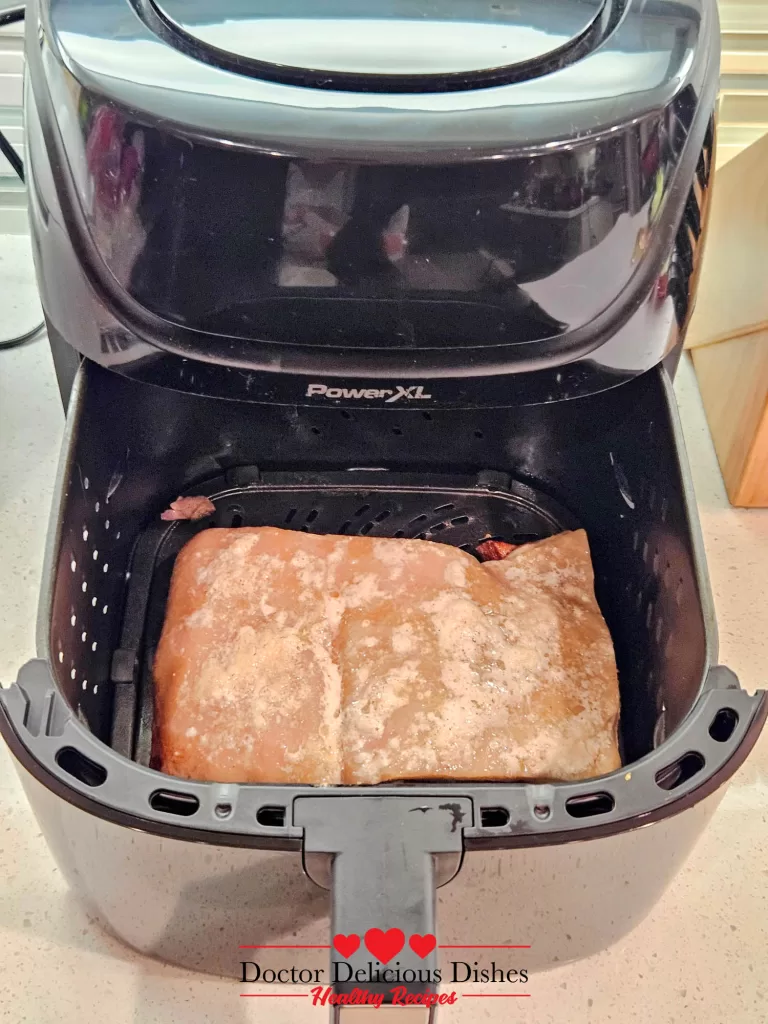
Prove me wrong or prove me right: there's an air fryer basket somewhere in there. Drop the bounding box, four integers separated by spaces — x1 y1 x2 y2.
2 360 765 1001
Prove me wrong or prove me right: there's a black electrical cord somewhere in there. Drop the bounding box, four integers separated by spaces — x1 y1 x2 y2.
0 123 24 181
0 5 26 28
0 2 46 349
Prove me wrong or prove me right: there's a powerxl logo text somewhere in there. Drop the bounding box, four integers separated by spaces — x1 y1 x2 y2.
305 384 432 403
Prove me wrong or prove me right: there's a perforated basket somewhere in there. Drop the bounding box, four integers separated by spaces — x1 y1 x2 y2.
1 359 765 1000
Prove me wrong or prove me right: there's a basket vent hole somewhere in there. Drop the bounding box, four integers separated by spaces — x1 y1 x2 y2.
655 751 705 791
285 508 297 524
480 806 509 828
433 504 455 513
392 427 403 436
70 614 76 627
256 805 286 828
214 802 233 819
340 410 354 420
474 430 484 439
422 411 432 421
709 708 739 743
310 427 321 435
375 509 392 522
354 505 371 518
565 792 615 819
459 543 473 552
416 532 428 540
56 747 107 787
393 530 405 539
409 514 427 525
305 509 319 524
229 507 244 528
431 522 447 532
339 521 352 534
360 522 374 535
150 790 200 816
451 516 470 526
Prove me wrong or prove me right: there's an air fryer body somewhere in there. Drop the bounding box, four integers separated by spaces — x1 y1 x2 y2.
26 0 716 407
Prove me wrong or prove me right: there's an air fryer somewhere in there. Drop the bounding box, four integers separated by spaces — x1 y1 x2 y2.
2 0 765 1016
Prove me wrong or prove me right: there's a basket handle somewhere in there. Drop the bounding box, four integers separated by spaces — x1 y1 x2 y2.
295 795 470 1020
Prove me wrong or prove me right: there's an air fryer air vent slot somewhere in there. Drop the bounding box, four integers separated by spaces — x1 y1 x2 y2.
55 747 107 787
257 805 287 828
565 792 615 818
149 790 200 816
709 708 738 743
480 807 510 828
655 752 705 791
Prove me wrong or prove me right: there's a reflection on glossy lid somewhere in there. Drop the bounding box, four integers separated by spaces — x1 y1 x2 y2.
151 0 607 78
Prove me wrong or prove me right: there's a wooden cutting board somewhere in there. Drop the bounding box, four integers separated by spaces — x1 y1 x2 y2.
686 129 768 351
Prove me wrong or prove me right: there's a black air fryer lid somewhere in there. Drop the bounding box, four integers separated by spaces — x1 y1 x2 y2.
39 0 718 383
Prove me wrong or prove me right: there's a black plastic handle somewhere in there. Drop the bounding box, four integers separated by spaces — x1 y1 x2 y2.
295 795 471 1015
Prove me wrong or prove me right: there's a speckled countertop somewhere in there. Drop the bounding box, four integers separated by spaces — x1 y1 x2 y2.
1 237 767 1024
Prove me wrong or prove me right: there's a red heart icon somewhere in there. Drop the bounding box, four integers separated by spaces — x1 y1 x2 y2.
364 927 405 964
333 933 361 959
409 933 437 959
